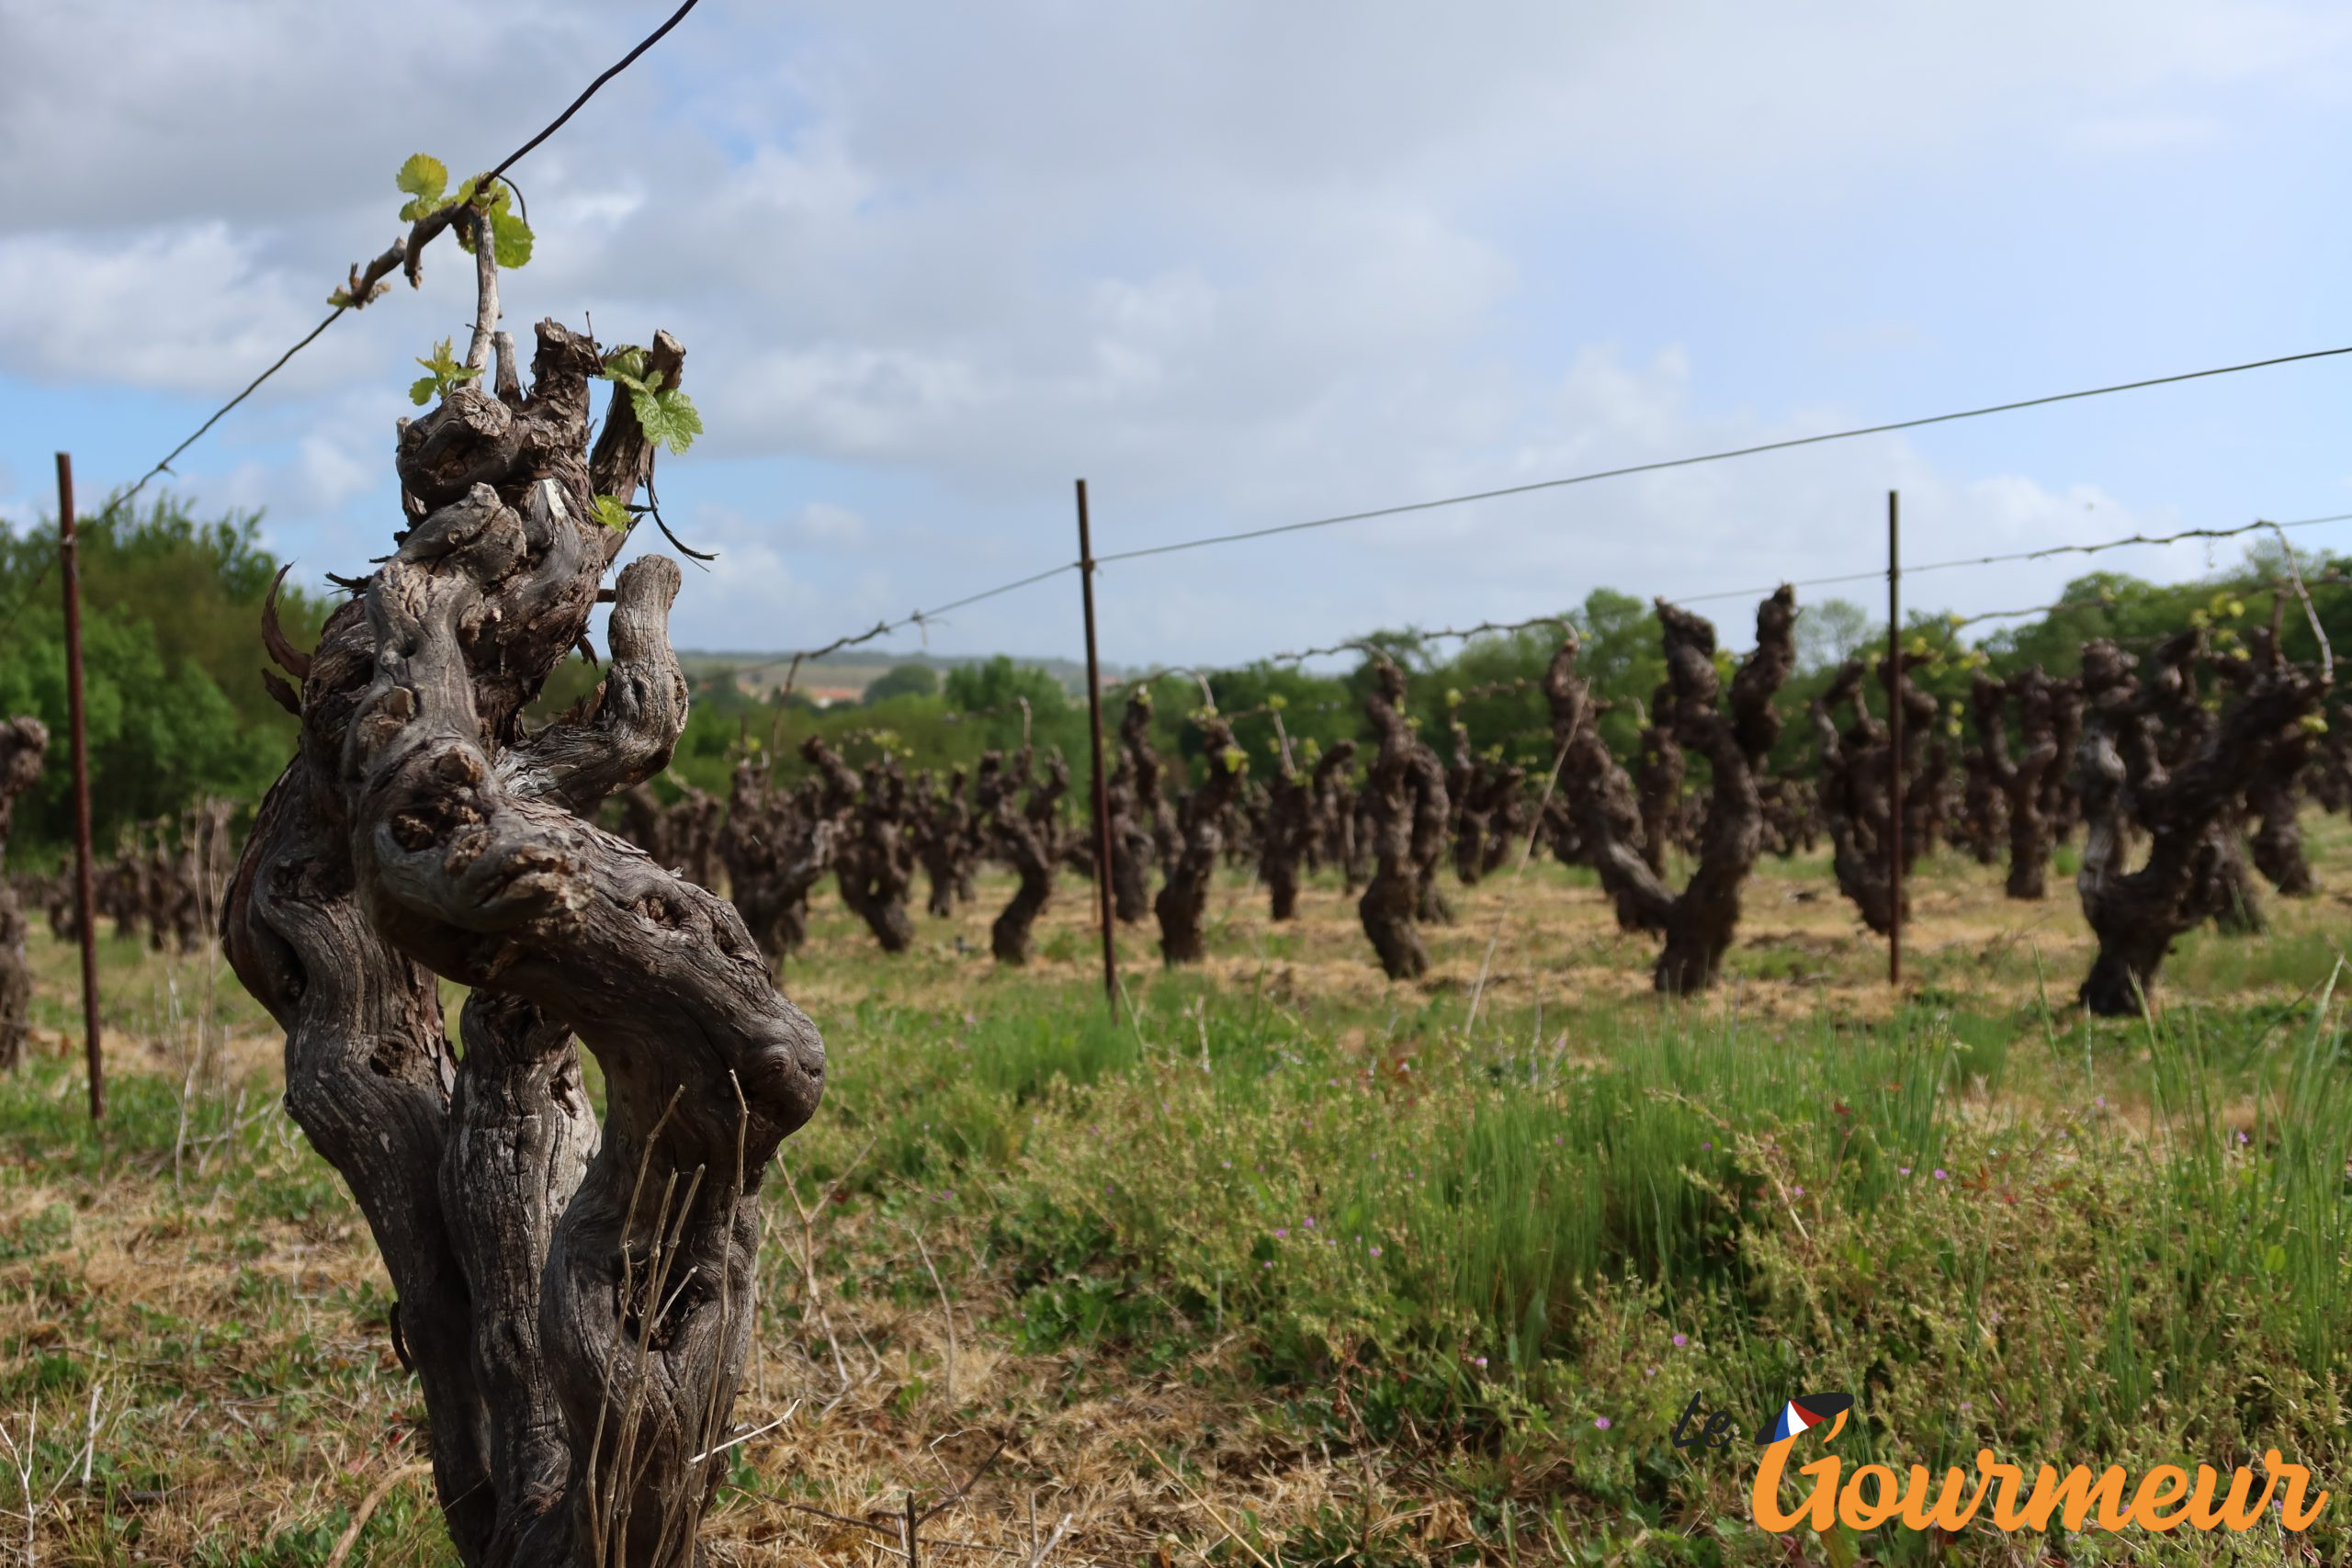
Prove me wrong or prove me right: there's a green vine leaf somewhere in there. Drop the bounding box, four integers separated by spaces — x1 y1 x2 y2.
396 154 447 222
449 180 535 269
634 383 702 454
591 496 633 532
598 346 702 455
409 336 483 407
487 205 534 268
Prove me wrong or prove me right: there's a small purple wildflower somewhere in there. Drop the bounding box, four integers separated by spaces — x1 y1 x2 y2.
1792 1185 1805 1196
1933 1168 1949 1180
1670 1333 1688 1348
1701 1140 1713 1150
1594 1417 1611 1430
1274 1228 1288 1238
1370 1246 1383 1258
1898 1167 1912 1176
1472 1356 1487 1369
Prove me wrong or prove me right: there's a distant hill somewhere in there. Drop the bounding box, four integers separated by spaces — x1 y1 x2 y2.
673 648 1119 705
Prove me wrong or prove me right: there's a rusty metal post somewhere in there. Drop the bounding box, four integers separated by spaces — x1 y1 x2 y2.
55 453 104 1119
1887 488 1903 992
1076 479 1119 1010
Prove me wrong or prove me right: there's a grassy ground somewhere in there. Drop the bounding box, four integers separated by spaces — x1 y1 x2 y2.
2 821 2349 1566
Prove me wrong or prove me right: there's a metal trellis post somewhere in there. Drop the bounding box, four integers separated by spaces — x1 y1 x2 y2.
1887 488 1903 992
1076 480 1119 1010
55 452 105 1119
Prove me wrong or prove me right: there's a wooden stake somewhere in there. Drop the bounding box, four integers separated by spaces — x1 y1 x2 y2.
1075 480 1119 1011
55 453 103 1119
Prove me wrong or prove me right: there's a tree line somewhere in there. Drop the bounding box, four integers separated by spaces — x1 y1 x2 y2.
3 495 2343 864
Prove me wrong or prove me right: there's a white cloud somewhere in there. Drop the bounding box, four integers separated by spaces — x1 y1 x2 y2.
0 224 360 391
3 0 2349 663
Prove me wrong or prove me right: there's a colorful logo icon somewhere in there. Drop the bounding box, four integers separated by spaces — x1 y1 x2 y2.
1755 1391 1852 1445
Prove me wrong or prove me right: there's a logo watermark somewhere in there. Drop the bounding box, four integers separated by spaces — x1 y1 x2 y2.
1676 1390 2329 1537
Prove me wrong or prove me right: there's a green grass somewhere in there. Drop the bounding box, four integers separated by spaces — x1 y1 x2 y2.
746 960 2352 1562
4 936 2348 1563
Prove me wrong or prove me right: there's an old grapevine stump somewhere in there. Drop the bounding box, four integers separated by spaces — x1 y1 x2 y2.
1554 589 1796 995
1357 663 1448 980
1159 714 1247 964
0 716 48 1070
224 320 824 1568
2072 633 2321 1016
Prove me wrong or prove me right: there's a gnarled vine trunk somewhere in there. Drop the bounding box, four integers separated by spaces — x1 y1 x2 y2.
1354 665 1449 979
222 308 824 1568
1309 739 1360 885
1631 697 1684 878
1997 669 2064 900
1957 672 2010 867
0 717 47 1070
1157 716 1246 964
1261 746 1314 921
2072 632 2321 1015
985 745 1069 964
802 739 917 953
1810 660 1901 936
912 768 973 918
1555 589 1796 993
717 755 834 965
1107 695 1165 923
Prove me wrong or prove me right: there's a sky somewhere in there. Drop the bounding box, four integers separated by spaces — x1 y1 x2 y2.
1 0 2347 670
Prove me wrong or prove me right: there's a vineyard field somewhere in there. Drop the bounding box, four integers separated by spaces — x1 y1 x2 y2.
4 823 2346 1565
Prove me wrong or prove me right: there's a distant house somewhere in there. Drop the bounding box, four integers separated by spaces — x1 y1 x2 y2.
802 685 864 709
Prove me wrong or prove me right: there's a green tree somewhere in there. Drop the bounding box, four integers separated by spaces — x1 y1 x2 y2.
943 656 1070 716
1798 597 1873 672
0 495 321 862
862 662 939 704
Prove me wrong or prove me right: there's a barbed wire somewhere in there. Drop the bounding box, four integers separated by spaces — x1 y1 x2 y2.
707 561 1080 699
697 510 2349 714
1668 510 2352 607
1943 568 2352 632
113 0 705 507
1265 615 1572 667
735 349 2352 685
1085 348 2352 568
